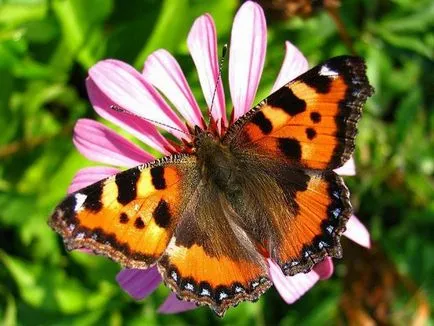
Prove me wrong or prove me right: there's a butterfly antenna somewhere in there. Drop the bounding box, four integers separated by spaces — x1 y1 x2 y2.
208 44 228 121
109 105 190 137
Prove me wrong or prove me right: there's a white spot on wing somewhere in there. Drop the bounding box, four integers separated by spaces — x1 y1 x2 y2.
74 193 87 212
185 283 194 291
234 286 244 293
219 291 228 300
200 288 210 296
319 65 338 77
332 208 341 218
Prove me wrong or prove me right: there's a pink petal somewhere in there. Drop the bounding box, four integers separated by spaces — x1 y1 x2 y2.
312 257 334 280
73 119 153 167
334 157 356 176
271 41 309 93
67 166 119 194
229 1 267 120
344 215 371 248
116 267 162 300
86 78 173 155
89 60 189 141
143 49 204 129
187 14 226 131
158 292 197 314
268 258 319 304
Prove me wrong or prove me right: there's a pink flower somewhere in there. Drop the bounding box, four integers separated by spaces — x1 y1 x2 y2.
69 1 370 314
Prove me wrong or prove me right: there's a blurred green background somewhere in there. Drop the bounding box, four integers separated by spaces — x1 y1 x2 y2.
0 0 433 325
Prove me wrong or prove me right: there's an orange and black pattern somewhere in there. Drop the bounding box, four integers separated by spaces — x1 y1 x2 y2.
49 55 373 317
226 55 374 171
270 170 352 275
49 155 197 269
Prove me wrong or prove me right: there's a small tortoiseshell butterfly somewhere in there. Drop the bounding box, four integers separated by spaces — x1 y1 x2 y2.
49 56 374 316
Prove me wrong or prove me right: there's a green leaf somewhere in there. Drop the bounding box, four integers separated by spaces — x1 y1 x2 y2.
133 0 190 68
0 1 48 27
0 252 117 314
395 87 421 144
51 0 113 71
373 26 433 59
0 286 17 326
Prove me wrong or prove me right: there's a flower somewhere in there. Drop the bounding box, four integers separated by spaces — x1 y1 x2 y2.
68 1 370 314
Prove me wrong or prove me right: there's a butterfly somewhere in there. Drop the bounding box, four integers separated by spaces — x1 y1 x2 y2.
49 55 373 316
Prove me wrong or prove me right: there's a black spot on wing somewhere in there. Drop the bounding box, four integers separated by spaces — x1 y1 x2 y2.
116 168 140 205
134 217 145 229
150 166 166 190
303 73 332 93
267 87 306 116
310 112 321 123
81 182 103 212
153 199 171 228
119 213 129 224
277 138 302 161
250 111 272 134
306 128 317 140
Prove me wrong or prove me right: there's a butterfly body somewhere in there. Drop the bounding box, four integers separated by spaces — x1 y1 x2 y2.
194 131 241 194
50 56 373 316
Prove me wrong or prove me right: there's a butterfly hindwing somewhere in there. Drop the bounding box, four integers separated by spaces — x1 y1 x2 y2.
158 182 271 316
49 155 198 268
268 169 352 275
225 55 374 170
202 157 352 278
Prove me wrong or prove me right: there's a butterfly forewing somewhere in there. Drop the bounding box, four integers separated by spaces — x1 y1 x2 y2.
225 55 374 171
49 155 198 268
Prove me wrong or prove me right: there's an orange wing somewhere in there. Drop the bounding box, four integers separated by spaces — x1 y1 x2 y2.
221 56 373 276
157 185 271 317
50 155 271 317
268 170 352 275
49 154 198 269
225 56 374 170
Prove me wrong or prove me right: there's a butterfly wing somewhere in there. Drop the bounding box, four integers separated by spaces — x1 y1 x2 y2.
158 182 271 317
267 168 352 275
50 154 271 316
49 154 198 269
223 56 372 274
225 55 374 170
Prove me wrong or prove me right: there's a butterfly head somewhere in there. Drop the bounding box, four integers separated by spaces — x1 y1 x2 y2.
191 127 241 193
192 127 218 151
